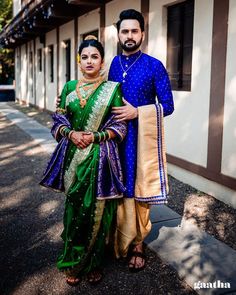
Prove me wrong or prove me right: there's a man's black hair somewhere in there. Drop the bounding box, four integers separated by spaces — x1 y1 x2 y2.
116 9 145 32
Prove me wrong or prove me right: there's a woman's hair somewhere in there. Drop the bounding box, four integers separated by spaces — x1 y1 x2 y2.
116 9 145 32
78 36 104 60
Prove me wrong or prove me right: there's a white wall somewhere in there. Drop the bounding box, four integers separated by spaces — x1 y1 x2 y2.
14 47 21 100
27 41 34 105
35 38 45 109
221 0 236 178
104 0 141 71
150 0 214 167
45 29 57 112
77 8 100 79
59 21 75 93
13 0 21 17
20 44 27 102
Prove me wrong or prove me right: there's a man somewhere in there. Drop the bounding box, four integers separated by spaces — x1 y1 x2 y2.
109 9 174 272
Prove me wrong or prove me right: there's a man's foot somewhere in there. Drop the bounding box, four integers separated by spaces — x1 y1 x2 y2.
128 243 146 272
87 269 103 284
66 276 80 286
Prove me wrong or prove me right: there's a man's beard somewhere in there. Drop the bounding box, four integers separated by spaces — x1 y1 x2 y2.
119 37 143 52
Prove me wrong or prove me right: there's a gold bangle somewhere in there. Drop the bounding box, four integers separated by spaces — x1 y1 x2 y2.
68 130 74 140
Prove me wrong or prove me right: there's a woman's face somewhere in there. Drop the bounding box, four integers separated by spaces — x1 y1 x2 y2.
80 46 103 79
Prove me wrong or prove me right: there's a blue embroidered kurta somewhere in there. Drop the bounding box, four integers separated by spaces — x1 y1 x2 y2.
108 50 174 198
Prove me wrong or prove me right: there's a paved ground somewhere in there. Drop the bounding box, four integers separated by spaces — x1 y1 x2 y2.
0 103 196 295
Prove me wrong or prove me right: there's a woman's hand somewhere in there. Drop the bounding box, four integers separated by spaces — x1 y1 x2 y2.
70 131 93 149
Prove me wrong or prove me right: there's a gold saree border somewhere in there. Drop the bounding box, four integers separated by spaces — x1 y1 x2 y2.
134 104 168 204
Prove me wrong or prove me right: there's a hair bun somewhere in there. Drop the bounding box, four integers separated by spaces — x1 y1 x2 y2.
84 35 97 41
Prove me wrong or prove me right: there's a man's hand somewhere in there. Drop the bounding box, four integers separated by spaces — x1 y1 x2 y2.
70 131 93 149
112 98 138 122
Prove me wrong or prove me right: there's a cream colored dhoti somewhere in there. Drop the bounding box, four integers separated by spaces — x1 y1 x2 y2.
114 198 151 258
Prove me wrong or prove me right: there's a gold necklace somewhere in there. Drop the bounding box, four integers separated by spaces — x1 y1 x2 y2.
76 76 104 108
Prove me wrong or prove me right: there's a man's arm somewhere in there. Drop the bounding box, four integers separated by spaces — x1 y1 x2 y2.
154 60 174 117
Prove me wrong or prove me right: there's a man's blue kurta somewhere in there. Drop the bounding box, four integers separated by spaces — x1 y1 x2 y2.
108 50 174 198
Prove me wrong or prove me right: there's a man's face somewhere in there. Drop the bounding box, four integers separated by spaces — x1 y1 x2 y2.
118 19 144 53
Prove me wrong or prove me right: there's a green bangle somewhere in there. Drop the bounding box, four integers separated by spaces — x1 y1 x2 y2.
93 132 100 143
63 127 71 137
100 131 105 141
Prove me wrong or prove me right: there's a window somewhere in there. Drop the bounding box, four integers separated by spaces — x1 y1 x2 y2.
167 0 194 91
37 48 42 72
48 45 54 83
64 40 71 82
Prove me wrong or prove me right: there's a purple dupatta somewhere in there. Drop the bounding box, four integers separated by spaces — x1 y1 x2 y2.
40 112 127 198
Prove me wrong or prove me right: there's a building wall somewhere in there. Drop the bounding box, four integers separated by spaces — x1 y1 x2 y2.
59 20 75 94
27 41 35 105
45 29 57 112
20 44 27 102
14 47 21 100
221 0 236 179
13 0 21 16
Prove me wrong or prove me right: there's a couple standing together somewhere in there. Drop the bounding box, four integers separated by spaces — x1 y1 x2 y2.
41 9 174 285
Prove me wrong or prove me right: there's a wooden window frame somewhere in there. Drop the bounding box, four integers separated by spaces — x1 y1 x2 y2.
167 0 194 91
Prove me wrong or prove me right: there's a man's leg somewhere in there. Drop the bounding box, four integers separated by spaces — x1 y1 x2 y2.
128 201 151 270
114 198 137 258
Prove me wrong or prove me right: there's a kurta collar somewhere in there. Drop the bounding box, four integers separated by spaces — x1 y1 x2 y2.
121 50 142 61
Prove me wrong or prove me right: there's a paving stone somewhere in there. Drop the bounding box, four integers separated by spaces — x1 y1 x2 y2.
150 204 181 223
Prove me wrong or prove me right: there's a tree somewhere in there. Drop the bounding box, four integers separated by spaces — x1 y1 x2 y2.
0 0 14 85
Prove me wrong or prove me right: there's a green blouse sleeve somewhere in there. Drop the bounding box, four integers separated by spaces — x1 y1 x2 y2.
58 82 68 111
57 80 77 114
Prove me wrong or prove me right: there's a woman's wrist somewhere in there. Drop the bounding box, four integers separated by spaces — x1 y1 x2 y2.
59 126 73 139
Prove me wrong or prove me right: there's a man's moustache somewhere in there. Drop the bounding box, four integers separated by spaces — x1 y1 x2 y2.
125 40 136 44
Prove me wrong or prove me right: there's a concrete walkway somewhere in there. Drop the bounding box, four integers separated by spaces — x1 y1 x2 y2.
1 102 236 295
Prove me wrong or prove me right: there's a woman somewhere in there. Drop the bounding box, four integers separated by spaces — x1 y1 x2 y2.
40 36 126 285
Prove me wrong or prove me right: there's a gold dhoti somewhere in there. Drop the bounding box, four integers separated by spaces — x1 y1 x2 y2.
114 198 151 258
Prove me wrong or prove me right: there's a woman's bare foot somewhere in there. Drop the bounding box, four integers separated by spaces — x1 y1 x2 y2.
128 243 146 272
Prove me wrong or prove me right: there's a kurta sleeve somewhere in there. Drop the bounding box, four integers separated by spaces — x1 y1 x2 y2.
154 61 174 117
108 57 116 81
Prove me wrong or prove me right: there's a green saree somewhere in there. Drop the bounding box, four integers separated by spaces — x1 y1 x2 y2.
55 80 125 276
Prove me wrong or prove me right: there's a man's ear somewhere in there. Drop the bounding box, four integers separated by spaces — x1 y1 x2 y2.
142 31 145 42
